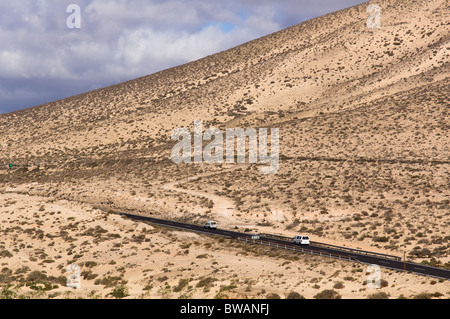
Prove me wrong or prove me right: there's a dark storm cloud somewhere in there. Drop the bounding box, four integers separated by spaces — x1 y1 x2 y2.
0 0 368 113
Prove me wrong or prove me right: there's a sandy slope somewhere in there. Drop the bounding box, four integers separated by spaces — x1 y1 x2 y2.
0 191 448 299
0 0 449 299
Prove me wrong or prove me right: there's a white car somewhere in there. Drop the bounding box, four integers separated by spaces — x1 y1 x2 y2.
293 235 310 245
204 221 217 229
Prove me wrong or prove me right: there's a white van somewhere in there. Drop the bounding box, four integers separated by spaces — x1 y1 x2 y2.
204 221 217 229
293 235 310 245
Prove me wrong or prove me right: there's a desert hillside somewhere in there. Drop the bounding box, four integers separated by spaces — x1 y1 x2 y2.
0 0 448 298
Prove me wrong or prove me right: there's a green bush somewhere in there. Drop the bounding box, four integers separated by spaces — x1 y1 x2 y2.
0 284 17 299
413 292 443 299
373 236 389 243
108 285 129 299
96 276 124 288
0 250 13 258
26 270 47 283
173 278 190 292
314 289 341 299
367 292 390 299
84 261 98 268
333 282 345 289
286 291 305 299
196 277 217 288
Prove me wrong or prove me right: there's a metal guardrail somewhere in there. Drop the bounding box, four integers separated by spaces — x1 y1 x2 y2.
238 237 360 263
312 242 402 261
114 211 448 280
259 233 401 261
116 212 401 261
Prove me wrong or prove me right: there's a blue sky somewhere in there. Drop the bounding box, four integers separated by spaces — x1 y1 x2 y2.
0 0 368 114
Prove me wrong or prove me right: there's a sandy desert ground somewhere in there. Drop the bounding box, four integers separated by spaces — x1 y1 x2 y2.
0 0 449 299
1 190 448 299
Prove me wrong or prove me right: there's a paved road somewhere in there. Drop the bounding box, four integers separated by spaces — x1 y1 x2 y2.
118 212 450 280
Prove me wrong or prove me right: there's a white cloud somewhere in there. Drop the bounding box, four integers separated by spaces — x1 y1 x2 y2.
0 0 367 113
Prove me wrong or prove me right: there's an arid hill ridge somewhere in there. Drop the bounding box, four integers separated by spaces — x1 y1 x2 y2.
1 0 448 164
0 0 449 300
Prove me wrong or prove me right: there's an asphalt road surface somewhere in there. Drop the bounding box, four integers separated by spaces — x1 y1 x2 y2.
118 212 450 280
